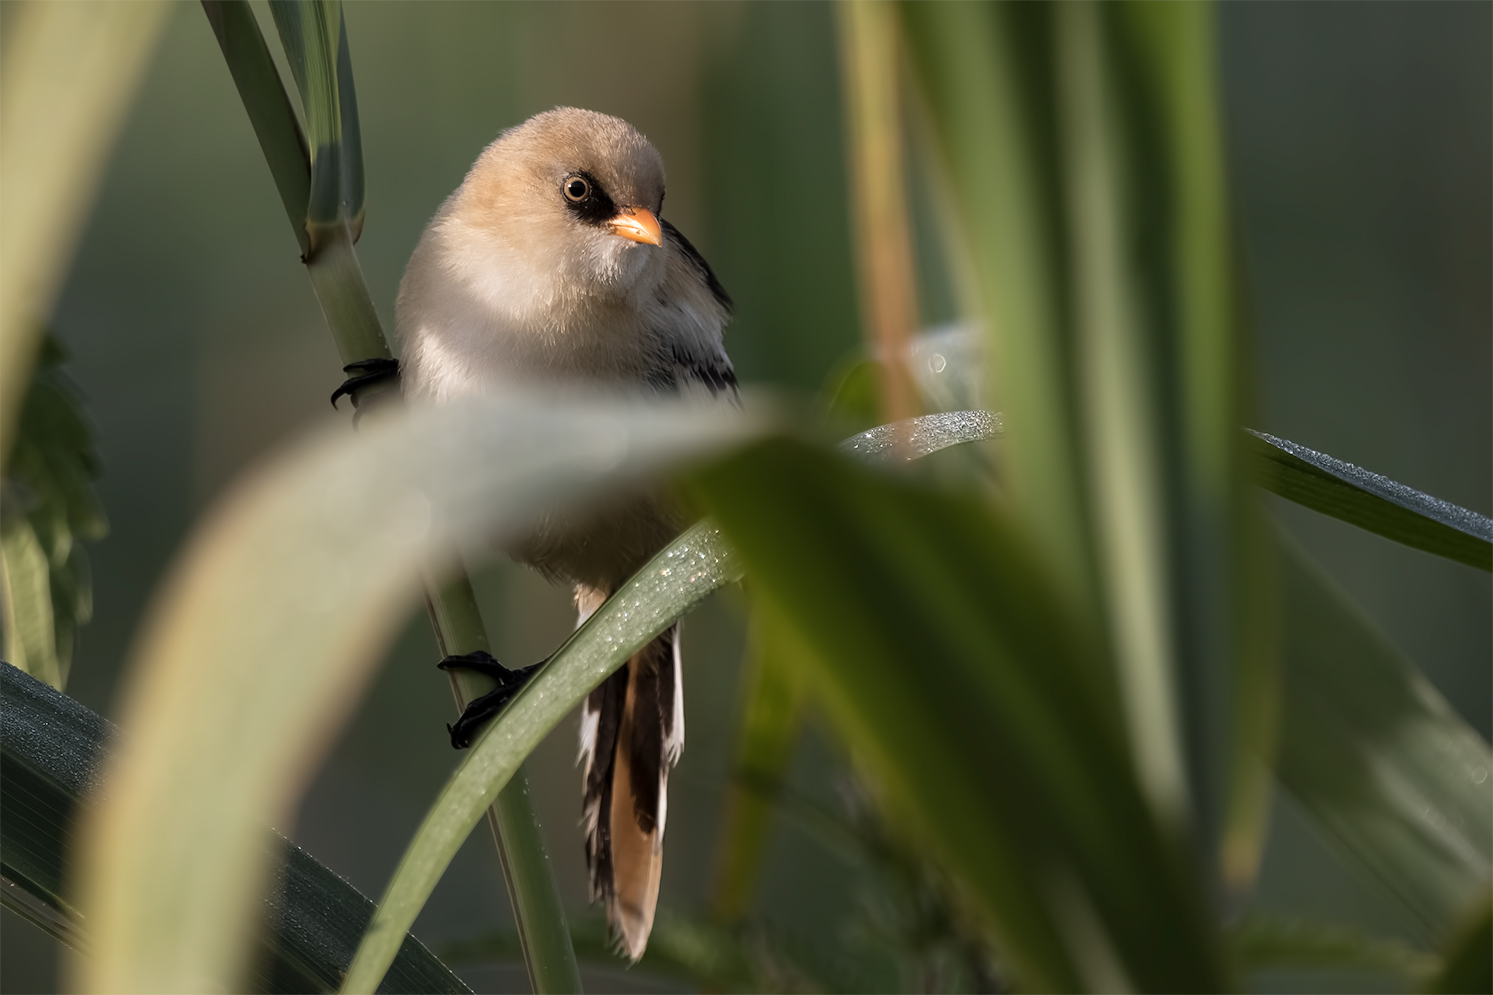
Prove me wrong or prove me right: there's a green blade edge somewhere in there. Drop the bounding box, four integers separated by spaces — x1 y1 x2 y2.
1249 430 1492 572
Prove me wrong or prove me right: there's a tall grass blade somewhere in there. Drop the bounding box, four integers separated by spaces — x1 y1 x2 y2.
838 0 920 427
0 0 169 464
1277 542 1492 940
201 1 312 255
0 662 471 994
1054 0 1192 840
74 395 763 994
694 437 1224 991
898 3 1096 608
267 0 362 248
340 412 1000 995
707 605 810 924
1251 431 1492 572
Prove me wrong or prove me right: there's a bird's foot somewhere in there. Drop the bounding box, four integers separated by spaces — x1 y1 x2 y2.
438 651 543 749
330 357 400 410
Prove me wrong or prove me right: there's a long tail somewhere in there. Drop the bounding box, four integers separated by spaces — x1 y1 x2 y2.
578 605 683 960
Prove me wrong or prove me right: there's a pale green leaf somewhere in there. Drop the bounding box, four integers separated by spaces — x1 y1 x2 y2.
76 393 768 994
0 0 168 462
1277 541 1492 940
340 412 999 995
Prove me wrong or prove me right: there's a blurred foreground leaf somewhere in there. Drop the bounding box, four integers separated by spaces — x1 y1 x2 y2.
76 394 765 994
0 0 168 462
1230 915 1436 981
444 908 879 995
203 4 575 988
1424 899 1492 994
708 604 810 925
1277 543 1493 941
694 436 1223 992
0 336 107 690
0 661 469 994
340 412 999 994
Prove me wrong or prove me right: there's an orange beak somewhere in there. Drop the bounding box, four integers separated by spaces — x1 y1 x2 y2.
608 207 663 246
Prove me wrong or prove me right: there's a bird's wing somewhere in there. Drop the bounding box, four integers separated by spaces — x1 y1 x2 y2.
661 218 732 313
645 220 738 404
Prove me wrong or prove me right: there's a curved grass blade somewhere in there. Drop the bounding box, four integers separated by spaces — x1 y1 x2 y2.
75 395 764 994
1277 541 1492 940
898 325 1489 573
0 662 469 994
340 411 1000 995
1250 430 1492 572
898 3 1095 610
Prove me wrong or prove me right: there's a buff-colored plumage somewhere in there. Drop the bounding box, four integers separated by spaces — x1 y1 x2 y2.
396 108 735 960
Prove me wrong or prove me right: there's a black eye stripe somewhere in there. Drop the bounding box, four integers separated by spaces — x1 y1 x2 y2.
561 171 616 227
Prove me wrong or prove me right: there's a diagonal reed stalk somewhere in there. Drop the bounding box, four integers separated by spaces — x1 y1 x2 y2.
201 3 580 990
836 0 921 431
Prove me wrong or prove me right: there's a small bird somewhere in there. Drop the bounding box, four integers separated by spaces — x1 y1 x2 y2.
395 107 736 960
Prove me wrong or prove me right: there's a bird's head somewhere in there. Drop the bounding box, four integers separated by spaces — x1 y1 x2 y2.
458 107 668 303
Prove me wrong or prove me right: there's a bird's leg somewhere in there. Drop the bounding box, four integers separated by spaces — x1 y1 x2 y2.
329 357 401 410
438 651 544 749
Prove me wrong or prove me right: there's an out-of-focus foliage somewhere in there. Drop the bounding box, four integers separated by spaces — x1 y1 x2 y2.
0 661 471 994
0 336 107 690
695 436 1224 992
1424 899 1493 995
1229 916 1435 981
1276 545 1492 939
0 0 167 463
707 606 809 927
2 2 1487 994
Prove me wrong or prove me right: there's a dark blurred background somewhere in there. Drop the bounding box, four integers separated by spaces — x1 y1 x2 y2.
2 3 1487 992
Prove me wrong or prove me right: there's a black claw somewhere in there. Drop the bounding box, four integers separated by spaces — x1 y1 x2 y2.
330 357 400 409
437 650 509 681
438 653 544 749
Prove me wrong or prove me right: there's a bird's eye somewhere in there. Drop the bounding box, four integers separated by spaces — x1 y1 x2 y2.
563 176 590 202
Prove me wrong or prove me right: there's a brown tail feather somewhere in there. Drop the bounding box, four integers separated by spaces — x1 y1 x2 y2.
580 625 682 960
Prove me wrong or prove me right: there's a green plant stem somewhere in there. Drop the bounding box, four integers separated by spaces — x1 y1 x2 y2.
200 4 580 987
303 231 579 995
303 229 392 366
425 576 581 995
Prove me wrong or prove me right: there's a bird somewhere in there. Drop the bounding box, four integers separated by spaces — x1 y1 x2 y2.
394 107 736 961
